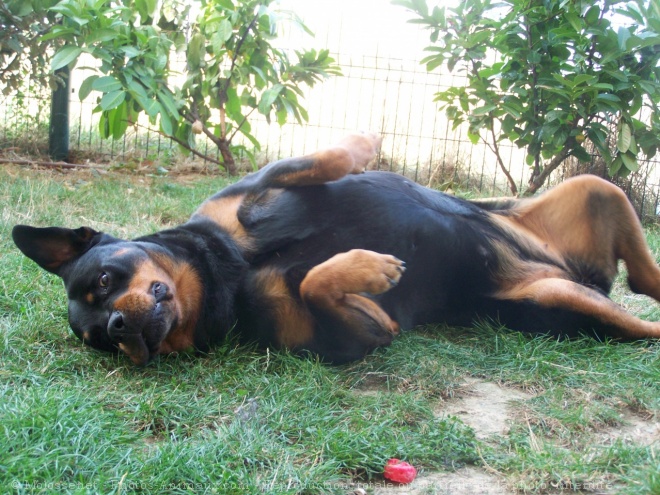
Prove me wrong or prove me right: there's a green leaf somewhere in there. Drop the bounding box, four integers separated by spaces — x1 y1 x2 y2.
210 32 225 56
298 105 309 122
157 90 180 119
92 76 123 93
617 123 632 153
79 75 99 100
225 86 242 123
40 27 78 42
99 112 110 139
276 107 287 126
545 110 565 123
588 126 612 161
565 12 582 32
596 93 621 103
638 80 658 95
175 122 194 151
159 111 173 136
100 90 126 111
127 79 149 100
628 133 638 155
10 0 34 16
551 73 573 88
109 103 129 139
585 5 601 25
618 26 632 50
187 33 206 70
51 46 82 71
472 104 497 116
217 19 233 43
620 151 639 172
142 99 161 118
85 29 120 44
425 54 445 72
609 156 623 175
573 74 598 86
571 145 592 162
591 83 614 91
213 0 235 9
133 0 158 20
258 84 284 115
121 46 141 59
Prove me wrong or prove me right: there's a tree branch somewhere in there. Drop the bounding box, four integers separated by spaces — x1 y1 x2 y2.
524 146 571 196
228 107 257 143
525 15 542 183
486 123 518 195
133 120 224 168
219 12 260 98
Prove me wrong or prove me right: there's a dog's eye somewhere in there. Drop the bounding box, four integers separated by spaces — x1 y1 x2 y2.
98 272 110 288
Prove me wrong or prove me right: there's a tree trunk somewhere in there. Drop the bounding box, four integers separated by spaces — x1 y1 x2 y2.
524 147 571 196
218 138 237 175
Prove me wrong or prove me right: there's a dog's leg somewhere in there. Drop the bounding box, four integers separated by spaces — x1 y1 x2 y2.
299 249 405 360
509 175 660 300
497 278 660 339
255 132 382 188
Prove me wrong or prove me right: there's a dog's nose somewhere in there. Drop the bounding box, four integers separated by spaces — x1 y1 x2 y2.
107 310 126 341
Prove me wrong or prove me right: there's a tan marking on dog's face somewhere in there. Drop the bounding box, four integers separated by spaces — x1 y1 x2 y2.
111 248 132 258
153 253 203 354
85 293 94 304
113 258 174 316
109 252 203 362
195 194 252 250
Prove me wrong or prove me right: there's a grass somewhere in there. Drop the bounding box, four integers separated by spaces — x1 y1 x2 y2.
2 165 660 494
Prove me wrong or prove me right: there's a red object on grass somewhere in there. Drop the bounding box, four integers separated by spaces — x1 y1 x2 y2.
383 458 417 483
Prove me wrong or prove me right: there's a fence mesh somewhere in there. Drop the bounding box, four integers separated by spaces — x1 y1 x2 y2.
1 13 660 219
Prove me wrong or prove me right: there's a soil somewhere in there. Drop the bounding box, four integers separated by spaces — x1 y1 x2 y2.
351 377 659 495
436 378 533 440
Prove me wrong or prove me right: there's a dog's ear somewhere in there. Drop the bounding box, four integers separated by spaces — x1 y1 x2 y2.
12 225 102 276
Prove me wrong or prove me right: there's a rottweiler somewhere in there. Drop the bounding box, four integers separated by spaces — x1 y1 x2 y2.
12 132 660 365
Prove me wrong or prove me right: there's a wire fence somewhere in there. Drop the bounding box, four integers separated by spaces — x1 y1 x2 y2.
2 40 660 219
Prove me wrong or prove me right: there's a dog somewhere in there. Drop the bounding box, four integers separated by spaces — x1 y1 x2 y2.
12 133 660 366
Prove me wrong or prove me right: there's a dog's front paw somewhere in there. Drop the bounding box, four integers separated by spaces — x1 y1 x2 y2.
333 249 406 295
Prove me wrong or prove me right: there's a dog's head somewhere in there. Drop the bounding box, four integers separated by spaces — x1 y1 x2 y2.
12 225 204 366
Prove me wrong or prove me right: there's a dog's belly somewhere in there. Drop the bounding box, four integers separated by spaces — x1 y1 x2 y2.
243 172 501 331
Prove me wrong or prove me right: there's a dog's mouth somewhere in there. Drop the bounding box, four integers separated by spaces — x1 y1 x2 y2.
107 311 176 366
105 284 178 366
115 332 151 366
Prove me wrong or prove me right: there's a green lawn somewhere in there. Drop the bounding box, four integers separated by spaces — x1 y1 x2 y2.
2 166 660 494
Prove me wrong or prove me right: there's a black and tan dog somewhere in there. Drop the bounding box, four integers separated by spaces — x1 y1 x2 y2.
12 133 660 365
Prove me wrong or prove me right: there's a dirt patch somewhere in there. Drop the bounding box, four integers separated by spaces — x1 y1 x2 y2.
435 378 534 440
348 467 509 494
351 372 393 397
347 378 528 495
599 409 660 447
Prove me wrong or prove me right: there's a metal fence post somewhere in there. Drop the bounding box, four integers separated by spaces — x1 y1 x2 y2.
49 66 71 161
